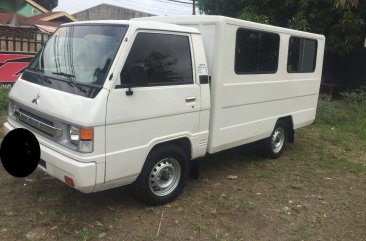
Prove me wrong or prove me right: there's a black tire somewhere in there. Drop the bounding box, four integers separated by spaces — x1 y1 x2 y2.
132 144 189 206
264 120 288 159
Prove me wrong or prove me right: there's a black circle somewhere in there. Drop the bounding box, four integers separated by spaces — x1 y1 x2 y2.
0 128 40 177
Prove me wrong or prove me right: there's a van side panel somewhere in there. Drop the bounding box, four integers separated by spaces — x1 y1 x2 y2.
182 24 216 73
207 22 324 153
190 34 211 158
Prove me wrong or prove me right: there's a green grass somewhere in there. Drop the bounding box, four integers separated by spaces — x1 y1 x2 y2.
75 228 93 241
0 89 365 241
312 92 366 173
0 88 9 116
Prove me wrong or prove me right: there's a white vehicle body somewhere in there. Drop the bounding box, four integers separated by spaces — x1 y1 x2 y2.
4 16 325 202
141 16 325 153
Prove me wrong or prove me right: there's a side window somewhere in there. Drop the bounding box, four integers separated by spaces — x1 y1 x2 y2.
287 37 317 73
121 32 193 86
235 28 280 74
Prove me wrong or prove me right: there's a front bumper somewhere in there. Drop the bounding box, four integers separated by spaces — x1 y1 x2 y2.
4 121 96 193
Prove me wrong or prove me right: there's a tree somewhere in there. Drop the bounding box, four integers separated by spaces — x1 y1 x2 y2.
196 0 243 17
197 0 366 56
35 0 58 11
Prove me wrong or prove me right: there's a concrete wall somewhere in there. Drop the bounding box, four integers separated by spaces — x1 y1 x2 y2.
73 4 154 21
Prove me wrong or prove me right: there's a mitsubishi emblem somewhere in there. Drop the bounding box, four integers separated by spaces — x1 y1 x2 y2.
32 93 40 105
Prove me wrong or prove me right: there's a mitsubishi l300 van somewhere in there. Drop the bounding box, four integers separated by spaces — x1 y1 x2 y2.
4 16 325 205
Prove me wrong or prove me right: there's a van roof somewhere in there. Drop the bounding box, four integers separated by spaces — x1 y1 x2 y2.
136 15 325 40
61 19 201 34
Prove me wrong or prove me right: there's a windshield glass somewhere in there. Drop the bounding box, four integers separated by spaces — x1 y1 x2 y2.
28 25 127 86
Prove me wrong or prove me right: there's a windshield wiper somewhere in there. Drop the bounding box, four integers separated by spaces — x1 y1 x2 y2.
52 72 75 79
52 72 88 94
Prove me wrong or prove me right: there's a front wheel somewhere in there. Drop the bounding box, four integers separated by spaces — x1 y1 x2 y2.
132 145 189 206
264 121 288 159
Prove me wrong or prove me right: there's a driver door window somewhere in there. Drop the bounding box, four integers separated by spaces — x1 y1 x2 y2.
121 32 193 87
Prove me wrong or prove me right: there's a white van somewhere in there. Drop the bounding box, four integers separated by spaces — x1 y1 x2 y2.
4 16 325 205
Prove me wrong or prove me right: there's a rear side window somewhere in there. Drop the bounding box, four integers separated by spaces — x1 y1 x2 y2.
121 32 193 86
287 37 317 73
235 28 280 74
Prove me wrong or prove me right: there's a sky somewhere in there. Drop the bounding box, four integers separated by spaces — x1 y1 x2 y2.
54 0 196 16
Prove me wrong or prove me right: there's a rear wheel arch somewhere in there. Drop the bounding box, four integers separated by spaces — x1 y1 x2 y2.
264 117 294 159
278 116 294 143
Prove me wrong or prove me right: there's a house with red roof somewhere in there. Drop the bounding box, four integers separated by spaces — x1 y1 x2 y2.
0 0 76 30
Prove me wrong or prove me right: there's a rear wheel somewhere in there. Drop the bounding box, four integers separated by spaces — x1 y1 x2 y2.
133 145 189 206
265 120 288 159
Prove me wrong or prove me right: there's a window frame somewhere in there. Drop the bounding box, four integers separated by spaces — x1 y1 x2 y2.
234 28 280 75
119 30 195 88
287 36 318 74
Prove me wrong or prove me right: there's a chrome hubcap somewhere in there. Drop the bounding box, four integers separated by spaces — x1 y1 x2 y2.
149 158 181 197
271 127 285 154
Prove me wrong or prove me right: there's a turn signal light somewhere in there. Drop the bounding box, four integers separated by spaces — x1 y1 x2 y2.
80 128 93 141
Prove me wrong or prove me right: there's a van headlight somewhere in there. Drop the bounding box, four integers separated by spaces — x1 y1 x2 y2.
69 126 93 153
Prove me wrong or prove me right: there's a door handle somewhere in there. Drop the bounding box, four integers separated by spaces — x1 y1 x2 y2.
185 96 196 102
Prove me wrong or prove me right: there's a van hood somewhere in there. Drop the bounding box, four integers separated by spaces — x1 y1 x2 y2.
9 78 108 127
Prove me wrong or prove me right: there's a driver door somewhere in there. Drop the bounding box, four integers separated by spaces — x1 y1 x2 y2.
105 31 200 183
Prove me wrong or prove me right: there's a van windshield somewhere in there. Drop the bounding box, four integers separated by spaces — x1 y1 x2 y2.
27 25 127 88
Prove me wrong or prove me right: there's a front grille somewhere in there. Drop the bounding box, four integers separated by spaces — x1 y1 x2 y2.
19 108 53 126
14 109 62 137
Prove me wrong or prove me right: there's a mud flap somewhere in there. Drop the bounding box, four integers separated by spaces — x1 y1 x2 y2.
189 159 200 180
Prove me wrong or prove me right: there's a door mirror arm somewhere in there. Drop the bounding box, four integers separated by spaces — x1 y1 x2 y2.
126 84 133 96
120 64 147 96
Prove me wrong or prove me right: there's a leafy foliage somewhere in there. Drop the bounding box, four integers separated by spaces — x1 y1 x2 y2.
340 88 366 105
34 0 58 10
197 0 366 56
196 0 244 17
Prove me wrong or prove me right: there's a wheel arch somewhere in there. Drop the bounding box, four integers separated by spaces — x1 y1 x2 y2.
277 116 294 143
148 137 192 160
